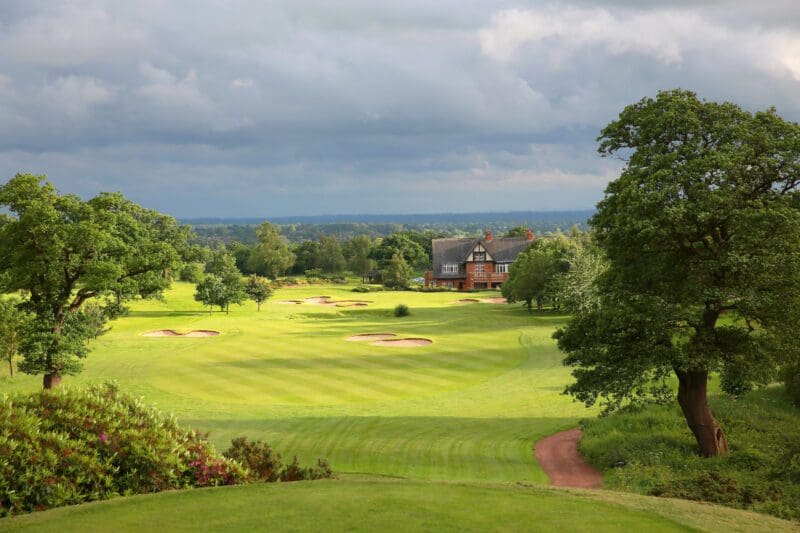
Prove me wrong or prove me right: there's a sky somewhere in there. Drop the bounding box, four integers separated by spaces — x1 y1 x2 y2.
1 1 800 218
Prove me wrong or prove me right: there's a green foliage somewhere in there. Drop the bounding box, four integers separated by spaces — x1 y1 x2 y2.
244 275 272 311
0 298 30 377
0 175 189 384
781 362 800 406
373 233 428 270
503 226 529 238
382 253 412 289
0 383 246 517
552 242 607 314
343 235 375 276
394 304 410 317
579 389 800 521
223 437 282 482
279 456 333 482
316 235 346 273
291 240 320 275
502 237 569 312
556 90 800 454
201 249 245 313
178 262 205 282
248 222 296 278
194 275 227 313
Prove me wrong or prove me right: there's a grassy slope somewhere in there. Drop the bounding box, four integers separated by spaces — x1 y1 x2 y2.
2 478 797 533
0 282 590 483
580 387 800 521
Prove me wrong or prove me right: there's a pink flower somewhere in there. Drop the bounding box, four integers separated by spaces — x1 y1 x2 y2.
99 433 109 443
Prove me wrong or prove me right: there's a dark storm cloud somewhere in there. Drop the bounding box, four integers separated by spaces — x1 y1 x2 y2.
0 1 799 216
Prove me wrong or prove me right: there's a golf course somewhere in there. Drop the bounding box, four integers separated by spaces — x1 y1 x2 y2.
1 282 796 531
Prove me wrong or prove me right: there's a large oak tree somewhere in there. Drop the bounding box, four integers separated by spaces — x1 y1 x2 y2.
555 90 800 457
0 174 189 388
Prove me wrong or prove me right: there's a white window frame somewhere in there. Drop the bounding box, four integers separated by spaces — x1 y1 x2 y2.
496 263 509 273
475 262 485 274
442 263 459 273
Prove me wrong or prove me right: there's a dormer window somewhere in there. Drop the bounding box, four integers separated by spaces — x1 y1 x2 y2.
442 263 459 273
473 252 486 262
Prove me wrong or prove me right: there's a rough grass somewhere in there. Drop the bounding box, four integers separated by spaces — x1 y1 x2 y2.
2 477 797 533
580 387 800 521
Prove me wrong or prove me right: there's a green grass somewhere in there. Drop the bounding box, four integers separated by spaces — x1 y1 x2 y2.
0 282 589 483
2 477 796 532
1 281 795 530
580 387 800 521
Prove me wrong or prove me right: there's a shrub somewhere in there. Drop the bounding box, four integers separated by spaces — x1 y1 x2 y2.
580 389 800 521
224 437 282 482
394 304 410 317
0 383 246 517
781 362 800 407
278 456 333 482
352 286 370 293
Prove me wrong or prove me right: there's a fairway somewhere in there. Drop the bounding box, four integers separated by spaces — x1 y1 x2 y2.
0 282 590 483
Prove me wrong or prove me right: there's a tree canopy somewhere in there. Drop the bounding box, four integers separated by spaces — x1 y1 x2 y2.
0 298 30 377
244 274 272 311
554 89 800 457
501 236 571 312
247 222 296 278
372 233 427 270
198 249 245 314
0 174 189 387
382 253 412 289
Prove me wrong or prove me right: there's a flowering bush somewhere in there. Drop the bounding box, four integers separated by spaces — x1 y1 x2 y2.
0 383 246 517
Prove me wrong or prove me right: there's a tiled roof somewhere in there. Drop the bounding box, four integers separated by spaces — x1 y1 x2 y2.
431 237 532 277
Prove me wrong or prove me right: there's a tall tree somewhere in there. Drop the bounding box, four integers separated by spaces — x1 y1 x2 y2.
373 233 427 270
555 90 800 457
316 235 346 273
194 275 226 315
248 222 296 278
291 240 320 275
382 253 412 289
501 240 562 312
244 274 272 311
0 174 189 388
0 298 30 377
203 249 245 314
343 235 375 278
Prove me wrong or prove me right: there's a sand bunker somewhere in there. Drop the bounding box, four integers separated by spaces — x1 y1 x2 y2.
277 300 303 304
143 329 219 337
370 338 432 347
304 296 371 306
452 297 507 305
346 333 397 342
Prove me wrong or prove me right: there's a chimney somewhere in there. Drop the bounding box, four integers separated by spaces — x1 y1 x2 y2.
485 230 492 242
526 229 534 241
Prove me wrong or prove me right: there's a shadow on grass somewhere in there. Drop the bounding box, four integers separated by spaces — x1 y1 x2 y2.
130 310 209 318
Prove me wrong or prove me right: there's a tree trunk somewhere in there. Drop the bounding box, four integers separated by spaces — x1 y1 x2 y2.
536 296 544 311
43 372 61 389
675 368 729 457
8 358 13 377
257 302 261 311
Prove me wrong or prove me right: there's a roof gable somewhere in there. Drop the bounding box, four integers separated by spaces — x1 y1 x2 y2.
431 236 532 275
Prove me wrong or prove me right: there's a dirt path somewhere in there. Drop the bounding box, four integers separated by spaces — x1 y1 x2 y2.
534 428 603 489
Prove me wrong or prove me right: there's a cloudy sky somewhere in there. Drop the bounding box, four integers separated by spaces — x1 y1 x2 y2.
1 1 799 217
